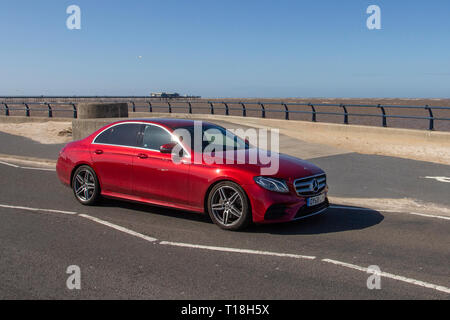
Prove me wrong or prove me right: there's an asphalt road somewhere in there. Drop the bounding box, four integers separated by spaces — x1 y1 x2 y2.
314 153 450 207
0 158 449 299
0 131 65 160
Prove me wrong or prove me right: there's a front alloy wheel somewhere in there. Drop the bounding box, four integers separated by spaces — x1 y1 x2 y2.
207 181 251 230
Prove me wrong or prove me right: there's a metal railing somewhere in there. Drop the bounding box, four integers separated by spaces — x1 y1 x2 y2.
1 99 450 131
0 102 77 118
128 100 450 131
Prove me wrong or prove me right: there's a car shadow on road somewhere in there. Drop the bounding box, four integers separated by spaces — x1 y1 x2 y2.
96 197 210 223
247 206 384 235
97 198 384 235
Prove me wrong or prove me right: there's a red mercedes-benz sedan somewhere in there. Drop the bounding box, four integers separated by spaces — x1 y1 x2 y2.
57 119 328 230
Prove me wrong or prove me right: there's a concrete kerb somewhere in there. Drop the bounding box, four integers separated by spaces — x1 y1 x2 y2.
0 153 56 168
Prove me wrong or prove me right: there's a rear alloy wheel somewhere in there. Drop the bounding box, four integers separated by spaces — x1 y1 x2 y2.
207 181 251 230
72 165 100 205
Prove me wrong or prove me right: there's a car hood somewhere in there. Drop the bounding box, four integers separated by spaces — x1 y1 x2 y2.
205 148 324 181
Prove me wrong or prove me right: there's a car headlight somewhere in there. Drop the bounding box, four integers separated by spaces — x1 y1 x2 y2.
254 176 289 193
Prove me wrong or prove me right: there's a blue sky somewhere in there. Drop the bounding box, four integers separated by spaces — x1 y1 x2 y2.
0 0 449 98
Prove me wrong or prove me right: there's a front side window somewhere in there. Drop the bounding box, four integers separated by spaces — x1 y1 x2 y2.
94 123 141 147
141 125 173 150
177 124 249 152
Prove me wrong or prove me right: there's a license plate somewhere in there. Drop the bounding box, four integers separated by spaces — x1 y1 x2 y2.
307 193 326 207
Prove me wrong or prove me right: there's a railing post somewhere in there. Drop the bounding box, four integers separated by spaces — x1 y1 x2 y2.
46 103 53 118
209 102 214 115
71 103 77 118
309 103 317 122
168 101 172 113
425 105 434 131
188 102 192 114
259 102 266 118
148 102 152 113
3 103 9 116
223 102 229 116
24 103 30 117
241 103 247 117
378 104 387 127
282 103 289 120
340 104 348 124
131 101 136 112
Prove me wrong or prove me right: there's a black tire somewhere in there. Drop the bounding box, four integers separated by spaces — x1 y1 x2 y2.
207 181 252 230
72 165 100 205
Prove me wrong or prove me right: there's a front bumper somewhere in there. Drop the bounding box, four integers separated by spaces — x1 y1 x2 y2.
244 182 329 223
292 199 329 221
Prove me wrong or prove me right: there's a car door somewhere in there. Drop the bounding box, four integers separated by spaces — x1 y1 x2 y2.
132 124 191 206
91 123 142 195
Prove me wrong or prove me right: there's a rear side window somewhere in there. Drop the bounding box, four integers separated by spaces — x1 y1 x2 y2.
141 125 172 150
94 123 141 147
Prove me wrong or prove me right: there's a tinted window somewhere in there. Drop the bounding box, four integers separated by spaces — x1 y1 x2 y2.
141 125 172 150
94 123 141 147
177 124 249 152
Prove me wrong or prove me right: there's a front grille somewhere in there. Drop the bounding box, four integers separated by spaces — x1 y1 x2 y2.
294 173 327 196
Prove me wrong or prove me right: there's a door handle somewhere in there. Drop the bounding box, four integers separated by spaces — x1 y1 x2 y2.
94 149 103 155
137 153 148 159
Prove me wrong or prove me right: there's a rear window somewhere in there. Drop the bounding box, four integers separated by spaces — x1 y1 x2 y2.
94 123 141 147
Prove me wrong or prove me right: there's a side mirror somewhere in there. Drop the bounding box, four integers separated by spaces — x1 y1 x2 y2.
160 142 177 154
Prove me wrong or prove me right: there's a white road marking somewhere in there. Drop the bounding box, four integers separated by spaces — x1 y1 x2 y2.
0 203 77 215
160 241 316 260
322 259 450 294
1 202 449 295
0 160 55 171
423 176 450 183
20 166 56 172
329 205 450 221
405 212 450 221
78 214 158 242
0 160 19 168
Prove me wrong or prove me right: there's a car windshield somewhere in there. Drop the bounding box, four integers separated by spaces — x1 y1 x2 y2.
174 124 249 152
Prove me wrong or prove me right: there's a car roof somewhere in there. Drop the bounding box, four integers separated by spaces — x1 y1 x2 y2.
111 118 218 130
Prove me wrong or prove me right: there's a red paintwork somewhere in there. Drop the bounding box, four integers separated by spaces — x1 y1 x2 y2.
56 119 328 223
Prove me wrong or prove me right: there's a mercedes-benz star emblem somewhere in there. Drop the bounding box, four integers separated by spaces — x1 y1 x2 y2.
311 179 319 192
